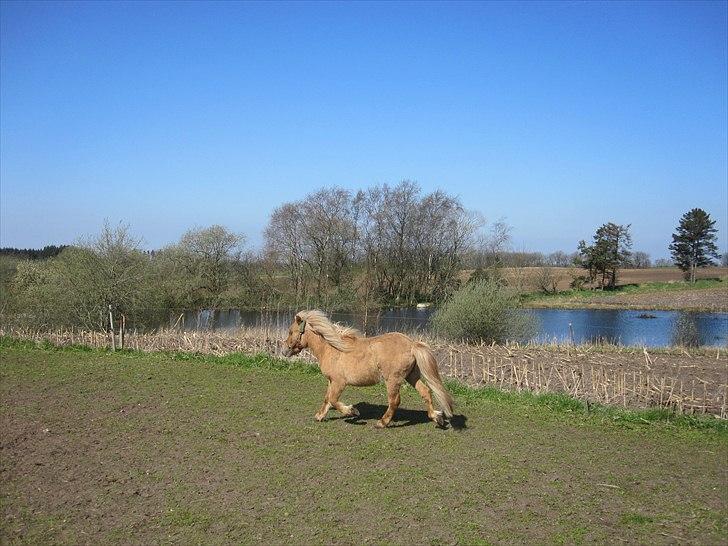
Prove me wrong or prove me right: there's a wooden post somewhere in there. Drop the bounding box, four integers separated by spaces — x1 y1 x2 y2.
120 314 126 350
108 305 115 351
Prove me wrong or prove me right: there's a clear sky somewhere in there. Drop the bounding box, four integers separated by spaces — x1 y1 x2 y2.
1 0 726 259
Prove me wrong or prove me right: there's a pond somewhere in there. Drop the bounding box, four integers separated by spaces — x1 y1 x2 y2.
180 307 728 348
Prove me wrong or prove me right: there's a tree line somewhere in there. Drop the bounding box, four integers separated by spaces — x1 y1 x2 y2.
0 245 68 260
0 181 723 331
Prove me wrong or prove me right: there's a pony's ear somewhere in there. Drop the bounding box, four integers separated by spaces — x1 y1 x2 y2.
295 314 306 333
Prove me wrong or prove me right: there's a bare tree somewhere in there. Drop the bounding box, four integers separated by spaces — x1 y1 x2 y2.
264 181 481 306
535 266 562 294
12 222 151 329
546 251 570 267
631 251 651 269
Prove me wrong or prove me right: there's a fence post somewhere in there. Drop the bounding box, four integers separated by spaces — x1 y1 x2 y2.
120 314 125 350
108 304 116 351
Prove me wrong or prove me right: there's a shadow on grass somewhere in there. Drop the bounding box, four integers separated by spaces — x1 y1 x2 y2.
339 402 468 430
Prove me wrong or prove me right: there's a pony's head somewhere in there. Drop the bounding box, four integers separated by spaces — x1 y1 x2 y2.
282 313 309 357
282 310 360 357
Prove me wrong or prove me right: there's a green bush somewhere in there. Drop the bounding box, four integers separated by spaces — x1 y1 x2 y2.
431 279 536 343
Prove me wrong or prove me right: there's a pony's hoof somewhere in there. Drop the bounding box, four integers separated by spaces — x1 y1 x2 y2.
315 414 326 422
433 411 445 427
375 420 387 429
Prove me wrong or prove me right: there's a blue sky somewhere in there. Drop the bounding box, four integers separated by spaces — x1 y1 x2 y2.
1 0 726 259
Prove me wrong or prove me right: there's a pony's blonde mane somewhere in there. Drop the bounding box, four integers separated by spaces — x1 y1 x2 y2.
297 310 361 352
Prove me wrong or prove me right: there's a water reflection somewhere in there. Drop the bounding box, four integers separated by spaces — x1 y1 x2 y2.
671 314 701 347
179 308 728 348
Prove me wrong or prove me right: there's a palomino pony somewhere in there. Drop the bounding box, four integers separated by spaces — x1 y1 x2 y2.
282 310 454 428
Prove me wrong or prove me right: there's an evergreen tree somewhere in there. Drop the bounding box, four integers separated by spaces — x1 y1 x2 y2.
577 223 632 289
669 208 719 282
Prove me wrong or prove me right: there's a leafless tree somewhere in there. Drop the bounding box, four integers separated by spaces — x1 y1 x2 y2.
631 251 651 269
264 181 481 306
546 251 571 267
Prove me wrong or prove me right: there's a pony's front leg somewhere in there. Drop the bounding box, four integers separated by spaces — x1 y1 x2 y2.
314 381 333 422
329 380 360 417
315 380 358 421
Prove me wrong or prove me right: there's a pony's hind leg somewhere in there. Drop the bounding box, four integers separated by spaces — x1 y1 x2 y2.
376 379 402 428
406 368 444 427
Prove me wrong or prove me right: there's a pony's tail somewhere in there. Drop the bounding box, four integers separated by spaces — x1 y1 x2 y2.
412 342 454 418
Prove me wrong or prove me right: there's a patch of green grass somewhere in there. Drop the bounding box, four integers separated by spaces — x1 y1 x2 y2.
552 525 589 545
620 513 654 525
162 507 214 529
445 380 728 434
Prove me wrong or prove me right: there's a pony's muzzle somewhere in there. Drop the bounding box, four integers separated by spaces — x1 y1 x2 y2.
281 341 297 358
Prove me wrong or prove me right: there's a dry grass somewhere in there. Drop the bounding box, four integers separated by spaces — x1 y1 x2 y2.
435 341 727 418
3 326 726 419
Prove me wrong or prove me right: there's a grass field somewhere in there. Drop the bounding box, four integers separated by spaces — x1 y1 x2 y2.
2 343 727 545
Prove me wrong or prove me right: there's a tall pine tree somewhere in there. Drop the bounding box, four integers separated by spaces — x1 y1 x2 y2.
668 208 719 282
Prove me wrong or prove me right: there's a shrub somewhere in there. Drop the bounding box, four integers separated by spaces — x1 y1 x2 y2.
431 279 536 343
535 266 560 294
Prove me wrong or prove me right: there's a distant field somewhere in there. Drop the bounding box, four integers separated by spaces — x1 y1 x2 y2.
461 267 728 293
2 345 726 544
468 267 728 311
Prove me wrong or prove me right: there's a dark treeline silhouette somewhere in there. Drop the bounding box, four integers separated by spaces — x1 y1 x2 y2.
0 245 68 260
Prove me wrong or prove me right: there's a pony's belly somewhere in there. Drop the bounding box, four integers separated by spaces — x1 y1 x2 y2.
345 368 381 387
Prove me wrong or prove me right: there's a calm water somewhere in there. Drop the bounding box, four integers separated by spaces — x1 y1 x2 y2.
181 307 728 348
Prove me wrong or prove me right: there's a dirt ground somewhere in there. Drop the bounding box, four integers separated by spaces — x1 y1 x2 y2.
1 345 726 545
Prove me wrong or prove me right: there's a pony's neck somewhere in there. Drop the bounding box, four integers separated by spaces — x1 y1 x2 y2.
305 330 332 362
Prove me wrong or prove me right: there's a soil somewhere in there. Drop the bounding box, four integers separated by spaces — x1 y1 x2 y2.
1 346 726 544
